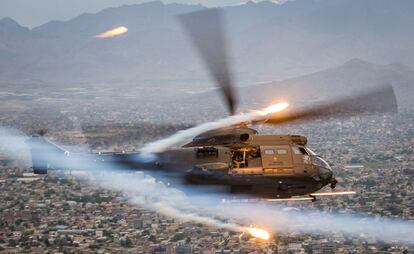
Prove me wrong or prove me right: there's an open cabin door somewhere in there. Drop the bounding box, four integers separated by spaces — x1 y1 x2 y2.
260 145 294 175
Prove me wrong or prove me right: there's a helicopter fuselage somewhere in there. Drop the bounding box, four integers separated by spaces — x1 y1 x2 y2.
27 129 337 199
93 132 336 198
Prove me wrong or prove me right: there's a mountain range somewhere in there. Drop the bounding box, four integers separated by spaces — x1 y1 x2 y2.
1 0 414 85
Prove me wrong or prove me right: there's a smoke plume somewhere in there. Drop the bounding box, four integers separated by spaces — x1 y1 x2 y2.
140 102 288 153
1 127 414 244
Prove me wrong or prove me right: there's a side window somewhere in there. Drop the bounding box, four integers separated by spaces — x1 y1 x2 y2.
292 146 308 155
292 147 301 155
277 149 287 155
264 149 274 155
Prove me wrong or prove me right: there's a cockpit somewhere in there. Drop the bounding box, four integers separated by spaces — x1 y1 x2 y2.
301 146 333 181
230 143 334 183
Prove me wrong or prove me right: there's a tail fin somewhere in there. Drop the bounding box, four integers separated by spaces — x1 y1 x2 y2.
25 135 67 174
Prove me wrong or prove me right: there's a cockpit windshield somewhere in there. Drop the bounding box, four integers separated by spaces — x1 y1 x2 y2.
313 156 331 169
305 147 330 168
305 147 317 156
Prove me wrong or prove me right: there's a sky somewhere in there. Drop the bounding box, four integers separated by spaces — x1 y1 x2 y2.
0 0 284 28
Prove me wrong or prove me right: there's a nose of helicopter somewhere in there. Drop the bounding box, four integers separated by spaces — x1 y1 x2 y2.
318 165 333 180
312 156 333 181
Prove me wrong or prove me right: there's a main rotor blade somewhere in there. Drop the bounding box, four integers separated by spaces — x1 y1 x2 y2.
264 85 398 125
179 9 237 115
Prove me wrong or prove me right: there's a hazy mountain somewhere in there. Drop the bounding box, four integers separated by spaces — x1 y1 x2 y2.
0 18 38 71
1 0 414 84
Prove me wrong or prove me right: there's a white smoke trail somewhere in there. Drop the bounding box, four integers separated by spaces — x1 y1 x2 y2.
2 127 414 244
140 102 288 153
96 168 414 244
140 112 259 153
82 170 242 232
0 128 33 169
0 128 243 233
208 203 414 244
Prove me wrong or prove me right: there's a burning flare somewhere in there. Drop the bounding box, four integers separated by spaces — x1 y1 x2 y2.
246 227 270 240
141 101 290 153
310 191 356 196
260 102 289 116
96 26 128 38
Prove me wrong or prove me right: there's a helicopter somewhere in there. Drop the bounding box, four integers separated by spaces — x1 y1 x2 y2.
25 9 397 200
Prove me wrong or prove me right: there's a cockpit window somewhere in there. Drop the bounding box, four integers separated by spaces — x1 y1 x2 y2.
314 156 330 169
299 147 308 155
264 149 274 155
305 147 317 156
292 146 307 155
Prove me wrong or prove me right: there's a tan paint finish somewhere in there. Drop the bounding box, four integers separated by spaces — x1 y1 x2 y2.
232 167 263 175
248 135 307 146
179 133 317 179
260 145 293 170
263 168 294 176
